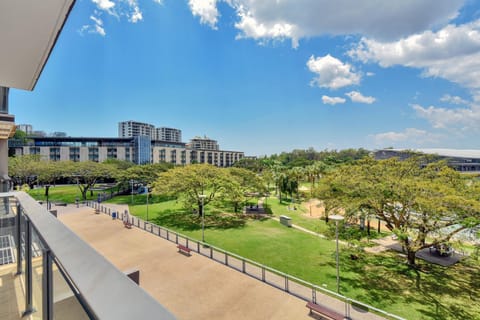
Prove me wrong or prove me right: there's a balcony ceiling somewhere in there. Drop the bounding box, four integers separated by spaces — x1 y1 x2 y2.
0 0 76 91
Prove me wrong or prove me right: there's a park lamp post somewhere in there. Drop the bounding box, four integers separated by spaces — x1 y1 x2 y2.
45 184 50 210
146 186 150 222
330 214 344 294
199 194 207 243
130 180 134 204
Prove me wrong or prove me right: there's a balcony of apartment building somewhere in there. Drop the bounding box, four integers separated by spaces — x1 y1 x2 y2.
0 192 175 320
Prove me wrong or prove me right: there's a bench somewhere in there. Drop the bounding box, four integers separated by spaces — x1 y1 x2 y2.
123 220 132 229
177 244 191 256
306 302 344 320
55 202 68 207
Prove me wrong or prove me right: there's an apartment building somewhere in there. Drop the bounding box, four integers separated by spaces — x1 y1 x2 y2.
187 136 219 151
118 120 155 139
156 127 182 143
9 136 244 167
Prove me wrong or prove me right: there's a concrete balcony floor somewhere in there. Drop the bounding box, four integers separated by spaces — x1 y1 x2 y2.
0 264 27 320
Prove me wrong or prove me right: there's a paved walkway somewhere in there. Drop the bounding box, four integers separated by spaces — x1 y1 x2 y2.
56 205 388 320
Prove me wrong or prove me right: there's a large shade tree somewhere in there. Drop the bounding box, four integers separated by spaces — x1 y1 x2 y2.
65 161 116 200
318 157 480 266
153 164 231 216
223 167 266 213
8 155 41 187
114 163 173 188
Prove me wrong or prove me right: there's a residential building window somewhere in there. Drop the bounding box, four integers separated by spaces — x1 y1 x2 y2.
49 147 60 161
69 147 80 162
88 147 99 162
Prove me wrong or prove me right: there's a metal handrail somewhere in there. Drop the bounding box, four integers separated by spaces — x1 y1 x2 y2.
7 192 176 320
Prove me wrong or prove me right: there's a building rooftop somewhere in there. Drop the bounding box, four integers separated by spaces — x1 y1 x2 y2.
379 148 480 159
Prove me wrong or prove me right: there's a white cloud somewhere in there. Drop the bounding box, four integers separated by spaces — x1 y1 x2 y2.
366 72 375 77
83 0 144 35
412 103 480 130
234 5 298 47
94 24 107 36
350 20 480 91
440 94 469 105
322 95 346 105
90 15 103 27
307 55 360 90
129 5 143 23
189 0 219 29
92 0 115 10
372 128 441 145
214 0 463 47
346 91 376 104
79 15 106 36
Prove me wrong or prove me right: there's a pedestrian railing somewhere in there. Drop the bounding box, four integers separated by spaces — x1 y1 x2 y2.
88 201 405 320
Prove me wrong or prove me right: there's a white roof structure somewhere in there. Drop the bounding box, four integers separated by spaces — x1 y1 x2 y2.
0 0 76 90
389 148 480 159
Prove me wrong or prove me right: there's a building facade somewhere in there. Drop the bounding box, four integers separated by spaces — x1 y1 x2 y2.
374 148 480 173
156 127 181 143
118 120 155 139
16 124 32 135
187 136 219 151
9 136 244 167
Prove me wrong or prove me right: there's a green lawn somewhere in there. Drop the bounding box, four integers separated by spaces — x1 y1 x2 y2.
266 197 330 234
27 184 113 203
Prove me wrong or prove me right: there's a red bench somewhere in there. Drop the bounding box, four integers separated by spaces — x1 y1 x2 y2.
177 244 191 256
306 302 344 320
123 220 132 229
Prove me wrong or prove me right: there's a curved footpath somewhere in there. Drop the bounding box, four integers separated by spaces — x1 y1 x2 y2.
55 204 388 320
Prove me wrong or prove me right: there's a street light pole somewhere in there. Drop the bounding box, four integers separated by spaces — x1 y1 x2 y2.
45 185 50 210
199 194 206 243
330 214 344 294
130 180 134 204
146 190 149 222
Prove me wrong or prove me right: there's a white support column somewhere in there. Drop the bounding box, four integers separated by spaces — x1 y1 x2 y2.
0 86 14 193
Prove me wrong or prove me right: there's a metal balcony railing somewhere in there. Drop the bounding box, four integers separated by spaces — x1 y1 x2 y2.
0 191 176 320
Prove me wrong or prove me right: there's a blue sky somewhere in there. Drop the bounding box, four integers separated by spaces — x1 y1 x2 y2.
10 0 480 156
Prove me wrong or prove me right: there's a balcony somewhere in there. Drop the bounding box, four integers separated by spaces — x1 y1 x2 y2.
0 192 175 319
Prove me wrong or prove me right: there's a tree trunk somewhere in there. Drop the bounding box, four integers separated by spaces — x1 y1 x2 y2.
81 189 87 201
407 250 416 266
198 203 203 218
367 219 371 236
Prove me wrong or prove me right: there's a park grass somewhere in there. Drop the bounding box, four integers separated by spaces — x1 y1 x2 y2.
266 197 330 234
27 185 111 203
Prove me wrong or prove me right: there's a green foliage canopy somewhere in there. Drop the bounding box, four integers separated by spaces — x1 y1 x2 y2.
317 156 480 266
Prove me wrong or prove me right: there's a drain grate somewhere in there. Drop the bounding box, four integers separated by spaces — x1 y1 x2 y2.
0 247 14 265
0 235 15 265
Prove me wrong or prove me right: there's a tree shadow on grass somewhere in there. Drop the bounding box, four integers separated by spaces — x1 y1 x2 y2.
151 210 246 231
340 248 479 320
415 259 480 320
